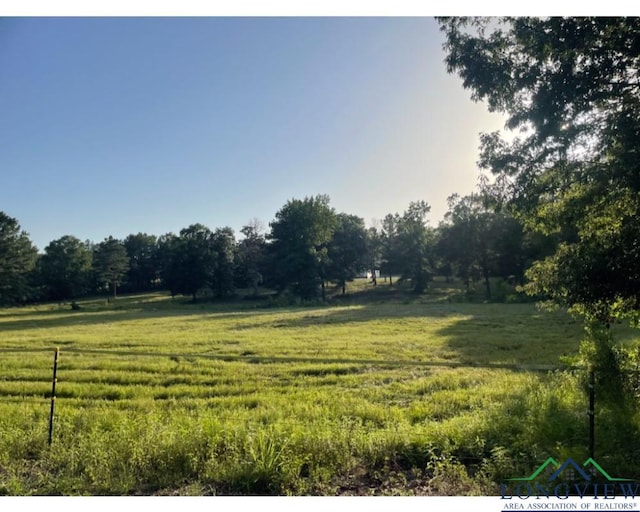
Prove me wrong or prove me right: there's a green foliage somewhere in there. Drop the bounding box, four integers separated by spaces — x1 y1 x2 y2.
381 201 435 293
0 211 38 305
0 194 548 308
439 194 492 296
123 233 158 293
268 195 337 300
165 224 216 301
365 226 382 285
155 233 180 296
211 227 237 298
396 201 435 293
438 194 532 299
39 235 93 301
93 237 130 300
327 213 368 295
236 220 266 297
439 17 640 324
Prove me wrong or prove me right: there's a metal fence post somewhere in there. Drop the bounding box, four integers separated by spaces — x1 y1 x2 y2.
48 347 59 446
588 366 595 460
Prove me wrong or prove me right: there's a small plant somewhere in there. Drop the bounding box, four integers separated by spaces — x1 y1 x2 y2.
241 430 292 493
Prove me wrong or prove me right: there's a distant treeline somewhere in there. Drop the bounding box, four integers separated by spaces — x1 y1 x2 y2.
0 192 556 306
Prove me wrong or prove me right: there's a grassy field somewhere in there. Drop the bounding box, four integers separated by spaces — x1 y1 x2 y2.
1 280 639 495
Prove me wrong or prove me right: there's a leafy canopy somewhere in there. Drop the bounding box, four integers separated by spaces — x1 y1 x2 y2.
40 235 93 300
93 237 130 299
268 195 337 300
439 17 640 324
0 211 38 305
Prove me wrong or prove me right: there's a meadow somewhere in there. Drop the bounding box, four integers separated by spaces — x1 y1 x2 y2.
0 280 639 495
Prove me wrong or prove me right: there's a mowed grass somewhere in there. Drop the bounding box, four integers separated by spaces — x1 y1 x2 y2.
0 283 638 495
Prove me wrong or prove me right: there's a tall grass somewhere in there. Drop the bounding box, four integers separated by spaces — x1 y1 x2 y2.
0 285 638 495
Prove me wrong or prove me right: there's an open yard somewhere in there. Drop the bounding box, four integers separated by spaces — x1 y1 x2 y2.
1 285 638 495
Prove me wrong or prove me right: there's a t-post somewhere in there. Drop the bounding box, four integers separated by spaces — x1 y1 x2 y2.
48 347 60 446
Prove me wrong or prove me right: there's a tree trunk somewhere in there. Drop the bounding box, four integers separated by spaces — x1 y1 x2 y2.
483 269 491 299
321 281 326 302
342 280 346 295
112 281 117 300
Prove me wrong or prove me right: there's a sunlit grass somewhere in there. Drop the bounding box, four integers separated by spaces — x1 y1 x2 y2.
0 285 638 495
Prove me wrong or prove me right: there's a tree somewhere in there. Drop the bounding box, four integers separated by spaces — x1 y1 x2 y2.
39 235 93 301
211 227 236 298
380 202 434 292
93 237 129 300
327 213 368 295
268 195 337 300
123 233 159 293
395 201 435 293
437 200 479 292
0 212 38 305
490 213 527 285
169 224 216 302
438 194 522 299
365 225 382 286
439 17 640 324
380 213 401 285
156 233 180 297
236 219 266 296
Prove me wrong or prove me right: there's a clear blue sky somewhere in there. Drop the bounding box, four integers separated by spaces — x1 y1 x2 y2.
0 16 506 251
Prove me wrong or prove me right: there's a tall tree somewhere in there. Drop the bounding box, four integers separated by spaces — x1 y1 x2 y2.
93 237 129 300
327 213 368 295
0 212 38 305
437 204 478 292
395 201 435 293
236 219 266 297
380 202 434 292
170 224 216 302
123 233 159 292
211 227 236 298
438 194 518 298
156 233 180 297
439 16 640 324
380 213 401 285
365 225 382 285
39 235 93 301
268 195 337 300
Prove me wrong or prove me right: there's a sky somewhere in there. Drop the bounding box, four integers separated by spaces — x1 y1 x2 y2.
0 15 509 251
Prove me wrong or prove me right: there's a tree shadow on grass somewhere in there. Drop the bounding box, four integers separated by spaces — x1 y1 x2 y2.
0 293 275 333
245 301 586 367
0 289 595 369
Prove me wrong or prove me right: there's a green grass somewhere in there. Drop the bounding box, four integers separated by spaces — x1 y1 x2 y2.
0 280 639 495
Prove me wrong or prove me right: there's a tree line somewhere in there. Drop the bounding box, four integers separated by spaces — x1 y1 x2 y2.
0 191 554 306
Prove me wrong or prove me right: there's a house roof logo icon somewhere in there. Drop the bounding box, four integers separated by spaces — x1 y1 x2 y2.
508 457 632 482
549 458 591 481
